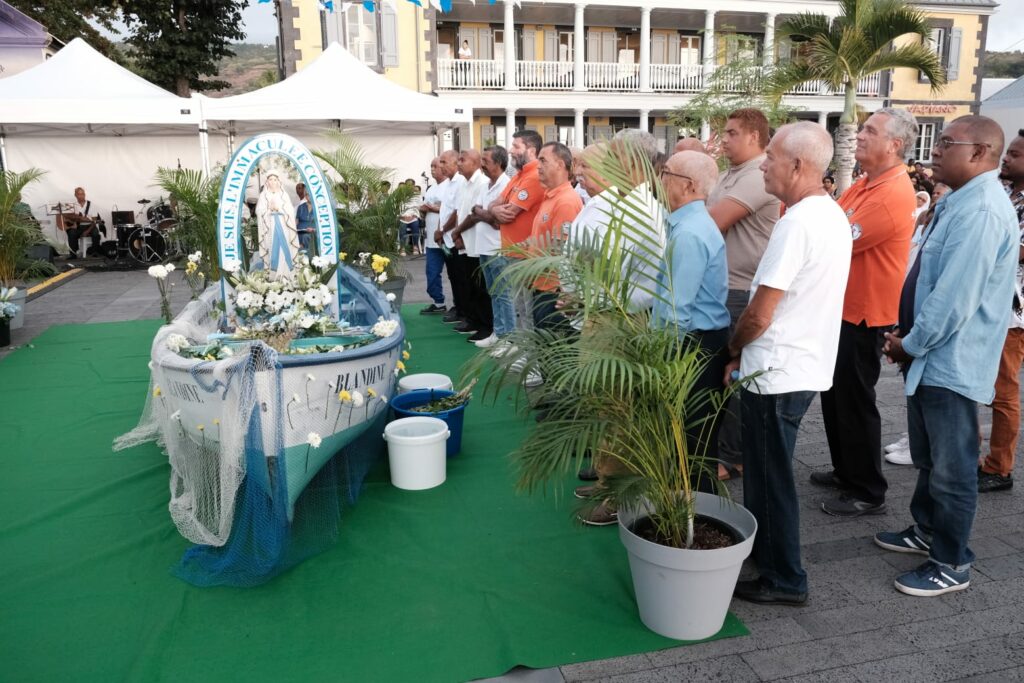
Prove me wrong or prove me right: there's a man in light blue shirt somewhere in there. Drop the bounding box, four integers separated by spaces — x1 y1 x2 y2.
879 115 1018 598
653 150 730 494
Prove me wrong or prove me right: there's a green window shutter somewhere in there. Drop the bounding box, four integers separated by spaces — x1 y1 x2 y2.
946 27 962 81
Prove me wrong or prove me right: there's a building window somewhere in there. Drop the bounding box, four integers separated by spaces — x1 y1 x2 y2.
915 123 937 163
345 5 379 67
921 20 960 82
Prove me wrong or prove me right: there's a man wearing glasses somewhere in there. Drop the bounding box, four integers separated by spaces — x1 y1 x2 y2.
878 115 1018 597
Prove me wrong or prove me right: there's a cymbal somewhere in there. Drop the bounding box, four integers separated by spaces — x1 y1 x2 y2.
137 198 152 204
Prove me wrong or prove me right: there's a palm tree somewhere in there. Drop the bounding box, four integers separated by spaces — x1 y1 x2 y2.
154 167 224 279
766 0 946 193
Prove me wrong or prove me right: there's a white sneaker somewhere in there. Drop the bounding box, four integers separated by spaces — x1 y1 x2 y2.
885 435 909 453
885 449 913 466
492 342 518 359
474 333 499 349
524 370 544 388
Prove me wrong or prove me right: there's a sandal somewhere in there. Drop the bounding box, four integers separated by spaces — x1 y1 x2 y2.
718 463 743 481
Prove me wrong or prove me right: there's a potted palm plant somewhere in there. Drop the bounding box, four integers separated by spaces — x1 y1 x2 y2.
468 142 757 640
0 169 56 330
315 134 417 307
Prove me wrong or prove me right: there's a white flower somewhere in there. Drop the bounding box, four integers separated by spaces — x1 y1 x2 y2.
305 373 315 382
351 390 364 408
380 395 388 404
188 251 201 264
165 263 176 273
311 256 331 269
318 284 332 300
303 290 322 308
291 393 302 404
386 293 396 302
371 317 399 338
223 258 242 273
357 252 370 266
299 314 316 329
147 361 154 370
307 432 322 448
377 272 388 284
219 346 234 358
148 265 168 279
166 333 190 352
170 410 181 421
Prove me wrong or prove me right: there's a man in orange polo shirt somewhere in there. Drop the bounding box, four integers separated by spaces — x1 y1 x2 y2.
531 141 583 330
813 108 919 517
486 130 545 333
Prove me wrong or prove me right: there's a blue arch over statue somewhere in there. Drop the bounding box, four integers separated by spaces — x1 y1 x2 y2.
216 133 342 313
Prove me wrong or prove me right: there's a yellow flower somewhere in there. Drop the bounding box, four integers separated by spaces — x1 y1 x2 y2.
197 424 205 431
396 361 406 372
402 350 410 360
153 386 162 397
367 387 377 398
338 389 352 402
212 418 220 426
339 252 348 261
185 261 198 275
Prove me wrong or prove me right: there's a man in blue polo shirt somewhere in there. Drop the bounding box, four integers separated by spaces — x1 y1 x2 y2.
652 150 731 492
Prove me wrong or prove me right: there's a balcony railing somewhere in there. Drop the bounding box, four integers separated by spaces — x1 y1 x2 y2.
515 60 573 90
584 62 640 91
436 59 883 96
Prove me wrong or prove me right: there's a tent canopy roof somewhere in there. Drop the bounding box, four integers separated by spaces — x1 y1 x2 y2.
0 38 198 129
198 42 471 130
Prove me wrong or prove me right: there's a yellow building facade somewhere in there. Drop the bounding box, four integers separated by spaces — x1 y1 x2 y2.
888 1 996 164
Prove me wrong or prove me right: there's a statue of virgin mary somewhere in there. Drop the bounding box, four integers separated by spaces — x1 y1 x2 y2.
256 173 299 275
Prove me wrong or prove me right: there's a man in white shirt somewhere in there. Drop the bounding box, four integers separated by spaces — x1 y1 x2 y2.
724 122 852 606
62 186 103 257
469 146 512 347
418 158 448 314
449 149 493 341
436 150 467 324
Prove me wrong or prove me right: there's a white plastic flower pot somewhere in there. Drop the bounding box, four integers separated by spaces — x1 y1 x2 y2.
10 288 26 330
383 416 449 490
618 492 757 641
397 373 453 395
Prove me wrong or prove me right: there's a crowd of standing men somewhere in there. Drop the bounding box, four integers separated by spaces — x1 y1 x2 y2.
415 111 1023 604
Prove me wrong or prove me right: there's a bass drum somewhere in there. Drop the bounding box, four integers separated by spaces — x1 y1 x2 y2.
128 226 166 264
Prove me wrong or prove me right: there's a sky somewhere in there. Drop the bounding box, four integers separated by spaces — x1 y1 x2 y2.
117 1 1024 51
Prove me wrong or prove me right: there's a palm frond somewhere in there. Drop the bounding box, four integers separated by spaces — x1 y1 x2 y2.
863 42 947 90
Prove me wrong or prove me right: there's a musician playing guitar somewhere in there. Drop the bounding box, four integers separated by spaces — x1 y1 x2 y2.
60 187 103 257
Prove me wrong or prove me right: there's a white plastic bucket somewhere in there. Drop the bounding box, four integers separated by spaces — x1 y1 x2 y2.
398 373 453 395
383 416 450 490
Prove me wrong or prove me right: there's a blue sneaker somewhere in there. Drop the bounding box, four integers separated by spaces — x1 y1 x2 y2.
874 526 931 555
895 561 970 597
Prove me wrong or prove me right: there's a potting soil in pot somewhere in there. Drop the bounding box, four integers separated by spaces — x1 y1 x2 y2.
629 515 741 551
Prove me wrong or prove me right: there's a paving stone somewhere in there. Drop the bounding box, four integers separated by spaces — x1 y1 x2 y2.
591 655 760 683
973 552 1024 581
561 654 652 681
954 664 1024 681
775 668 864 683
479 666 566 683
895 604 1024 650
794 593 956 638
740 628 917 680
848 634 1024 682
646 617 813 667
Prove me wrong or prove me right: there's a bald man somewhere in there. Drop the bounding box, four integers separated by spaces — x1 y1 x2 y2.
877 115 1018 598
726 122 852 605
652 150 731 494
673 137 707 154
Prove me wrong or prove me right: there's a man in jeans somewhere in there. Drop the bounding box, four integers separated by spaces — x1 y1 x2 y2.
725 122 852 605
979 130 1024 493
419 157 449 314
470 146 512 348
878 116 1017 596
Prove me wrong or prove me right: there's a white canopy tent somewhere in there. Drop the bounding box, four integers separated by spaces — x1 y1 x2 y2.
0 39 472 243
981 75 1024 151
0 39 208 239
197 42 473 184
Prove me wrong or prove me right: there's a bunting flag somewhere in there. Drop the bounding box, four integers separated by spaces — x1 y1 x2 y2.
319 0 335 11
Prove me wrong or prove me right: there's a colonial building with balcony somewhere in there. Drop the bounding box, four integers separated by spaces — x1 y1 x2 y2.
275 0 994 157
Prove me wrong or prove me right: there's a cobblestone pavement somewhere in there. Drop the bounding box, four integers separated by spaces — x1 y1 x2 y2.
6 262 1022 681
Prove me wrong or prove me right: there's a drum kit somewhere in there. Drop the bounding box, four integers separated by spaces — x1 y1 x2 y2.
100 198 179 266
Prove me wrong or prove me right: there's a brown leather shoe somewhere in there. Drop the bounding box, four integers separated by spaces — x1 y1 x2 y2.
578 501 618 526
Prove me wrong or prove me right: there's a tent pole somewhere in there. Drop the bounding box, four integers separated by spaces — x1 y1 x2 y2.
0 132 7 171
199 121 212 176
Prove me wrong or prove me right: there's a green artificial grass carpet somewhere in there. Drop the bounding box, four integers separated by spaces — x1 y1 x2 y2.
0 310 746 683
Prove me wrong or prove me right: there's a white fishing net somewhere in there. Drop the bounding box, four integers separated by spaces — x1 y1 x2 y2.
114 289 257 547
